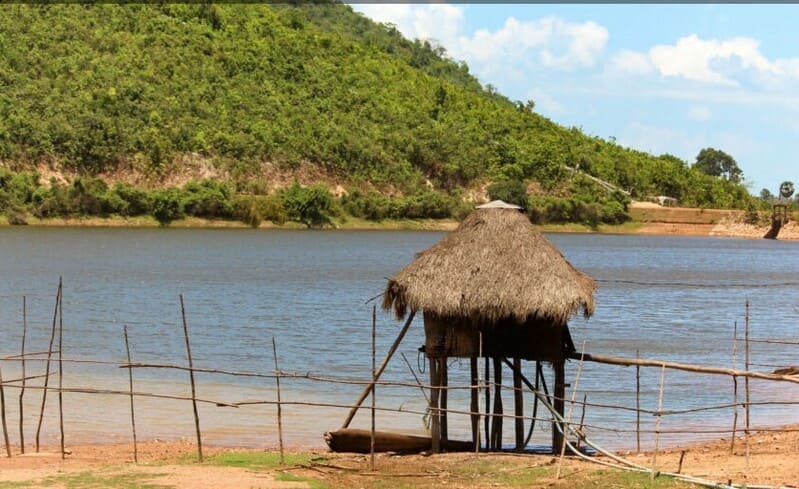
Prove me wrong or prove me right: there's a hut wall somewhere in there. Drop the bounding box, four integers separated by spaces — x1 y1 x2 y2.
423 313 570 362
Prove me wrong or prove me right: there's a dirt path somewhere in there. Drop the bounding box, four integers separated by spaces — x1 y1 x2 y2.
1 428 798 488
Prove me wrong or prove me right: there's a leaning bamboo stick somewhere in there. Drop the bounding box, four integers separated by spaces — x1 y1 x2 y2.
19 296 27 455
123 326 138 464
180 295 203 463
370 306 376 471
635 350 640 454
35 280 61 453
342 310 416 429
744 299 751 480
557 344 585 479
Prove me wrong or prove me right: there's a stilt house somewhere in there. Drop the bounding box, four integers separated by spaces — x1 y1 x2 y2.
382 201 596 452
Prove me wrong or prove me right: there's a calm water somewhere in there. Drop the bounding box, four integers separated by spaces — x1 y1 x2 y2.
1 227 798 451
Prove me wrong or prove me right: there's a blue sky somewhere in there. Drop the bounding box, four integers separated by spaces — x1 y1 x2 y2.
351 4 799 195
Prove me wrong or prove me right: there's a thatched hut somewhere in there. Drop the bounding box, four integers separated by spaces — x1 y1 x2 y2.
382 201 596 452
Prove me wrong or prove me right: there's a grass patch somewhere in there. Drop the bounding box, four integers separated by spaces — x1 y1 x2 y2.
276 472 329 489
204 451 323 469
0 470 172 489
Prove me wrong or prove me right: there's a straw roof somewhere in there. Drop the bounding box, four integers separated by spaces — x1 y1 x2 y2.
383 207 596 325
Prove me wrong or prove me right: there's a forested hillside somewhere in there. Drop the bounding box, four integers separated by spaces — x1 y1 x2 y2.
0 3 754 226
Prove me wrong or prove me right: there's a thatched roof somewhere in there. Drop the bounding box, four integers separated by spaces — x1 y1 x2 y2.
383 207 596 325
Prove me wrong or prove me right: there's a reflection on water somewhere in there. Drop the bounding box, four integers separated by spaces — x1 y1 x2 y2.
1 228 798 450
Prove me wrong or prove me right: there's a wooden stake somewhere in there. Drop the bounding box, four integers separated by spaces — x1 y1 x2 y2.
57 280 65 460
677 450 686 474
552 361 565 454
370 306 376 471
272 337 284 465
123 326 138 464
342 310 416 429
635 350 640 454
35 279 61 453
180 295 203 463
0 366 11 457
513 357 523 452
651 365 666 480
19 296 27 455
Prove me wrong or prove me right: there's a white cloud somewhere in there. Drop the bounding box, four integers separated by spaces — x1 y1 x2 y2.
608 50 655 76
648 35 777 86
350 4 464 53
687 106 712 121
524 88 566 116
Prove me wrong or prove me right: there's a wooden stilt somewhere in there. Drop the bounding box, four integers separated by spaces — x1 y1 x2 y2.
552 360 565 454
483 356 490 449
272 337 284 465
370 306 376 470
470 357 479 450
429 356 440 453
513 357 523 452
440 356 448 445
491 356 503 450
342 311 416 429
57 283 65 460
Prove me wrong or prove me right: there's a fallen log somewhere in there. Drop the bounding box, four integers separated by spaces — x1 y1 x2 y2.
324 428 473 454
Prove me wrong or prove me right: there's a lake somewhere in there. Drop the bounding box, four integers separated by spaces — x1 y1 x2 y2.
1 227 798 451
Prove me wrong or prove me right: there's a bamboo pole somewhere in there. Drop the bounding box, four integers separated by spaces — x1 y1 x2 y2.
568 352 799 385
576 394 587 452
342 310 416 429
0 366 11 457
429 356 440 453
180 295 203 463
123 326 138 463
272 337 284 466
370 306 376 471
35 279 61 453
484 355 490 449
470 357 479 451
475 331 482 454
552 360 565 454
635 350 641 454
730 321 738 455
19 296 26 455
744 299 750 479
651 365 666 480
440 356 448 444
57 282 65 460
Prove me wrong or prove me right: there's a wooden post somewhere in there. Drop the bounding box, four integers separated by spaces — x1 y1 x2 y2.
370 306 376 470
635 350 641 454
513 357 523 452
470 357 479 451
552 360 565 454
491 356 503 450
57 283 65 460
272 337 284 465
36 279 61 453
123 326 138 464
440 356 448 445
429 356 440 453
19 296 26 455
0 366 11 457
180 295 203 463
651 365 666 480
342 310 416 429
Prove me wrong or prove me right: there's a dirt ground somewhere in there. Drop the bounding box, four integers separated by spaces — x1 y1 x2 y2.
1 427 798 488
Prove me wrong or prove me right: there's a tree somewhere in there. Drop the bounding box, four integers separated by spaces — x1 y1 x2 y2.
694 148 742 183
281 181 332 228
487 180 528 209
760 188 774 201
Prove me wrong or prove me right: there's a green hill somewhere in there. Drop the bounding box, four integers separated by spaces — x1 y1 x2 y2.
0 3 753 226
